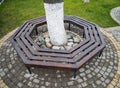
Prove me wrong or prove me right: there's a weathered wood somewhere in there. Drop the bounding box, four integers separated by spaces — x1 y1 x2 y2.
10 16 106 77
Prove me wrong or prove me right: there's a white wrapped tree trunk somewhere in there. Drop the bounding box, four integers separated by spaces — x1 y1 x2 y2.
83 0 90 3
44 2 67 45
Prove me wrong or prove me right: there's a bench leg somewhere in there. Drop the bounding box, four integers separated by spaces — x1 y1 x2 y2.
26 66 32 74
68 23 71 30
73 70 77 78
99 50 103 57
35 28 38 35
83 32 85 38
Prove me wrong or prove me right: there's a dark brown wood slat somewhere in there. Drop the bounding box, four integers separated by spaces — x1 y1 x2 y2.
25 23 91 58
73 42 100 63
28 17 91 54
10 15 106 75
25 59 77 70
19 38 75 63
27 22 71 54
26 19 96 59
70 16 105 44
11 22 28 39
95 26 106 45
69 17 102 45
16 26 92 63
26 22 70 54
67 18 102 63
19 39 74 63
68 16 104 63
76 45 105 69
17 16 101 59
16 23 30 37
16 37 75 63
13 19 73 58
13 20 76 58
78 20 103 56
70 27 90 51
28 16 46 24
82 22 105 46
10 39 28 63
67 20 100 56
21 24 72 58
64 17 96 52
19 24 99 64
16 33 76 63
12 38 77 70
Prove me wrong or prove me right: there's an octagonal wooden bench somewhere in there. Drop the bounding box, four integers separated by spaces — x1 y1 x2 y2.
10 16 106 78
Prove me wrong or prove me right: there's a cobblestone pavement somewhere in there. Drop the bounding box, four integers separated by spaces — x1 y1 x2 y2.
104 27 120 44
0 35 119 88
101 26 120 88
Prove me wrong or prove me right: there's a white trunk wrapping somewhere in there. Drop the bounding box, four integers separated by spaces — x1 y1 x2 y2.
83 0 89 3
44 2 67 45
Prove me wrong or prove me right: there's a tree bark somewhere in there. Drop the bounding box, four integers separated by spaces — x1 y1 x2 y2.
44 0 67 45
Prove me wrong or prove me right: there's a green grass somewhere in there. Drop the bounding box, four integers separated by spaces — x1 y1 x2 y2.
0 0 120 39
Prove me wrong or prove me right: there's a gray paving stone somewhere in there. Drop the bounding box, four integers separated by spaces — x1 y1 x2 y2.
41 86 46 88
17 82 23 88
80 73 86 77
105 79 111 84
82 82 88 87
67 81 74 86
102 82 107 87
102 66 107 71
100 77 105 82
77 78 83 83
95 69 99 73
34 85 39 88
97 74 102 78
33 79 39 83
0 36 118 88
100 70 104 75
87 74 92 78
0 70 5 77
79 68 85 72
45 82 50 86
105 72 109 76
28 82 34 87
85 69 91 74
96 80 102 85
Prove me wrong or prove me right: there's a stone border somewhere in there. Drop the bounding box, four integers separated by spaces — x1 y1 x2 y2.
103 26 120 32
110 6 120 25
101 30 120 88
0 27 18 47
0 27 120 88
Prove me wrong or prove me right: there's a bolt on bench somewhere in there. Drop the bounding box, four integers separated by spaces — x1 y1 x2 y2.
10 16 106 78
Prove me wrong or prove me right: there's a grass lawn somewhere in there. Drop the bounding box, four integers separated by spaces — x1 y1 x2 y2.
0 0 120 39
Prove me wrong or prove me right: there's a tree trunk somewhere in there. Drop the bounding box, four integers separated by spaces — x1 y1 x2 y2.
44 0 67 45
83 0 90 3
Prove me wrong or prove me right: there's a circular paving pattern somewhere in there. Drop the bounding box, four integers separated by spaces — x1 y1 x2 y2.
0 36 118 88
